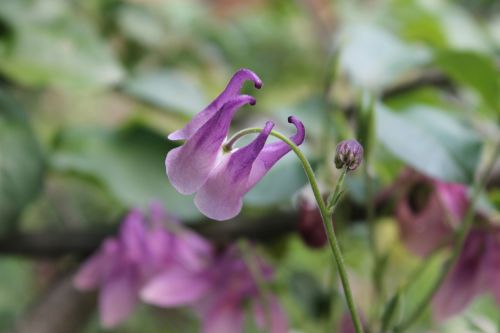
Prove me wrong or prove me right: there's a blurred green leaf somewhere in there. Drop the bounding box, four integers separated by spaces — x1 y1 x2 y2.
124 70 206 117
116 6 166 48
0 90 44 228
381 290 402 332
339 24 431 91
51 123 200 220
245 153 307 206
0 0 123 90
376 104 482 183
434 51 500 111
289 270 330 319
0 258 33 331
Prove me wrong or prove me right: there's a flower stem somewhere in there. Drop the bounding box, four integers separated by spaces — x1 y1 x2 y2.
394 142 500 332
226 128 365 333
238 240 272 333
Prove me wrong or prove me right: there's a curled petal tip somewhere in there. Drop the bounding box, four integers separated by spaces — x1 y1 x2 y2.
235 95 256 106
235 68 262 90
287 115 305 145
263 121 275 133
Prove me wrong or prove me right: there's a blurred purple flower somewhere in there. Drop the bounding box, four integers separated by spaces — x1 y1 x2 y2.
395 169 469 257
73 203 212 328
433 226 500 320
166 69 305 220
142 245 288 333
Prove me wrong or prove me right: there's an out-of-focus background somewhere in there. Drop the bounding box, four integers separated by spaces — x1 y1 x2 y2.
0 0 499 332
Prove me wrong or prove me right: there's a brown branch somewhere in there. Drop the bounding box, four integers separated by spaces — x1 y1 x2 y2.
0 211 299 258
342 70 453 117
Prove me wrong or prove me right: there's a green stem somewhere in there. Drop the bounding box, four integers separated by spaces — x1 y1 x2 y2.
395 142 500 332
238 240 271 333
226 128 365 333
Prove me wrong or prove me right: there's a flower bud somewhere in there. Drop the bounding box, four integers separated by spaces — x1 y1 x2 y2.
335 139 364 171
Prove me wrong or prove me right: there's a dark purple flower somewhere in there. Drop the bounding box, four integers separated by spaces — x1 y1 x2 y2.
296 187 327 248
433 226 500 320
166 69 305 220
395 169 469 257
141 245 288 333
73 203 212 328
335 139 364 171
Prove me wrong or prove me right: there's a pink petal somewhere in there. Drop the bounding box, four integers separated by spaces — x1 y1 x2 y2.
99 267 139 328
73 239 119 290
202 298 245 333
194 122 274 220
166 95 255 195
432 230 486 320
434 181 469 225
175 231 213 271
140 268 211 307
168 69 262 141
247 116 305 188
119 209 149 262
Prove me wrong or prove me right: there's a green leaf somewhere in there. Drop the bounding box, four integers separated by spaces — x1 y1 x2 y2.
244 153 307 206
289 270 331 319
376 104 482 184
381 290 402 332
124 70 206 116
0 90 44 228
339 24 431 91
51 123 200 220
434 51 500 111
357 93 376 161
0 1 123 90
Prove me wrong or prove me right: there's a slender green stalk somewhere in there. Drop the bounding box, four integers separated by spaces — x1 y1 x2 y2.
238 240 271 333
394 142 500 332
226 128 365 333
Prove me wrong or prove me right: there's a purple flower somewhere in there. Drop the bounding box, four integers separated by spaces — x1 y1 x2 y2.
433 226 500 320
296 187 327 248
141 245 288 333
165 69 305 220
73 203 212 328
335 139 364 171
395 169 469 257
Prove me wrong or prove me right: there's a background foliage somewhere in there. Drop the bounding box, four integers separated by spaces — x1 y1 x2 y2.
0 0 499 332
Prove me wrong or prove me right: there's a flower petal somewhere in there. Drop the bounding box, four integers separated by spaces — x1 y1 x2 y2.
168 68 262 141
73 239 119 290
140 268 211 307
99 266 139 328
479 228 500 304
253 295 288 333
434 181 469 225
166 95 256 195
119 209 149 262
247 116 305 188
194 122 274 220
175 231 213 271
202 298 245 333
432 230 486 320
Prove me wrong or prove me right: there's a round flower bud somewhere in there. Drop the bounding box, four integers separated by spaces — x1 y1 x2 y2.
335 139 364 171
